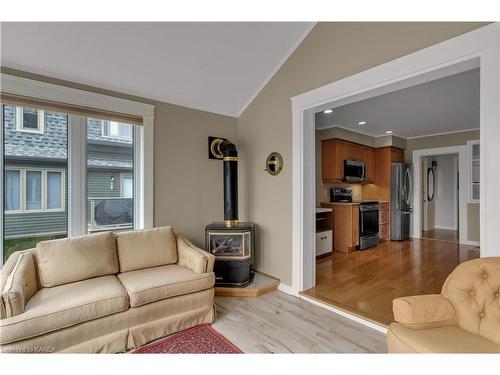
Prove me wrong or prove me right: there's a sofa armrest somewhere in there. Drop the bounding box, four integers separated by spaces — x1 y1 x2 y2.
176 235 215 274
393 294 456 329
1 252 39 318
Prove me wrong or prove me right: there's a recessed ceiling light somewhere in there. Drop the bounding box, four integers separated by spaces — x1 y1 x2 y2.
385 130 393 134
324 109 333 114
357 121 367 125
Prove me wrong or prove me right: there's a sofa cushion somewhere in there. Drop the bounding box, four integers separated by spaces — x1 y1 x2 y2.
117 264 214 307
388 322 500 353
115 226 178 272
0 275 128 345
2 252 38 317
36 232 118 288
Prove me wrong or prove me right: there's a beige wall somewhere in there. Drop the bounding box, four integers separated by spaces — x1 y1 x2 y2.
404 130 479 162
1 67 237 247
238 22 486 285
467 203 480 242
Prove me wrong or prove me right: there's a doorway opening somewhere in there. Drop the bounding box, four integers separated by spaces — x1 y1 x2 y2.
421 154 460 243
302 58 482 327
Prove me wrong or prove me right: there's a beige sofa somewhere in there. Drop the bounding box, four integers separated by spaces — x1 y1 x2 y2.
387 257 500 353
0 226 216 353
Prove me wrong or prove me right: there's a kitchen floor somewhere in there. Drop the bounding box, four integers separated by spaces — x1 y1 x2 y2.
421 228 459 243
302 238 480 326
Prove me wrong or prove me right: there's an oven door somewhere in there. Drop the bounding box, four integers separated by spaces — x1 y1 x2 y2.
344 160 365 182
360 205 379 236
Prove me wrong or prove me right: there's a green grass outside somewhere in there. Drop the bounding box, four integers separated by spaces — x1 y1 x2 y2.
4 235 66 262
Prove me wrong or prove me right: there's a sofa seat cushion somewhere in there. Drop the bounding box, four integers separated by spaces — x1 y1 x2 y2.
388 323 500 353
0 275 128 345
117 264 215 307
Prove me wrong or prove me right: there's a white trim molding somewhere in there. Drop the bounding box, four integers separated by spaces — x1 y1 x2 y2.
290 23 500 293
412 146 468 244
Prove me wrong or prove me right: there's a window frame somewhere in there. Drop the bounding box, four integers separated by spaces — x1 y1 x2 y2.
15 106 45 134
4 167 66 214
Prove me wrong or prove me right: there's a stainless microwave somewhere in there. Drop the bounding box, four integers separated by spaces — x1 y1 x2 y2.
344 160 366 182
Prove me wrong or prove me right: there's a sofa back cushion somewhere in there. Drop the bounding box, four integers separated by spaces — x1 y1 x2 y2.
442 257 500 345
36 232 118 288
115 226 177 272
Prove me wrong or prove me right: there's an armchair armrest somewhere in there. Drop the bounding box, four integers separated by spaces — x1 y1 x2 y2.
393 294 456 329
1 252 39 318
176 235 215 274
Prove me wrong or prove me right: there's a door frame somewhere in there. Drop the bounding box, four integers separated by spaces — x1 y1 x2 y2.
412 147 468 244
290 23 500 294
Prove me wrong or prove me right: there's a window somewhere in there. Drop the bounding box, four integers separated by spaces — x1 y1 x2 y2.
101 120 132 139
88 119 134 232
3 104 68 263
15 107 45 133
4 170 21 212
26 171 42 210
4 168 65 213
121 174 133 198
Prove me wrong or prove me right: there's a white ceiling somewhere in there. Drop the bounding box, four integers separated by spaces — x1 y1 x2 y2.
315 68 480 138
0 22 313 117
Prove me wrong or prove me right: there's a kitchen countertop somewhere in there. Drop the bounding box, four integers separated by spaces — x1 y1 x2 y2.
320 201 360 206
316 207 333 213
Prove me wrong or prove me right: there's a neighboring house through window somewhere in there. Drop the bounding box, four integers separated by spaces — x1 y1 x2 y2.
4 168 65 213
15 107 45 133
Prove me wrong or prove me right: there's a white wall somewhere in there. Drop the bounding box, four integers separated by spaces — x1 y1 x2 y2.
433 154 458 230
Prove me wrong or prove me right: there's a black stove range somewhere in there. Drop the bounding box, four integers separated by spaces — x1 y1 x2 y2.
330 187 379 250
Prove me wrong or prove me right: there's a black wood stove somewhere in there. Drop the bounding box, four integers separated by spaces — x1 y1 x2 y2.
205 139 255 287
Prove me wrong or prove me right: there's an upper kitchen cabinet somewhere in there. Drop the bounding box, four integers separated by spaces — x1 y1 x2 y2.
321 138 375 183
321 139 344 181
391 147 405 163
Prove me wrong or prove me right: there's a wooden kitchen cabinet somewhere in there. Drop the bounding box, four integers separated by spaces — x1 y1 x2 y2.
361 146 375 182
321 138 376 182
320 202 359 253
378 201 390 241
391 147 405 163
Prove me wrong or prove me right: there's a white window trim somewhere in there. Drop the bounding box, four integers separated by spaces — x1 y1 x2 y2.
4 167 66 214
120 173 133 198
15 106 45 134
101 120 133 140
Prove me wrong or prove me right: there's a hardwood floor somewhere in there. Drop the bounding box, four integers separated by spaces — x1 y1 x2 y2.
213 291 387 353
303 238 480 326
422 229 459 243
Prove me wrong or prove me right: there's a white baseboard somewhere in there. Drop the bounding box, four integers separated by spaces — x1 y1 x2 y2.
461 240 480 246
277 283 299 297
299 295 388 335
433 225 458 231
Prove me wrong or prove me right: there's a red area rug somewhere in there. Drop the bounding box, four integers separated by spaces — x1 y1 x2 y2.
131 324 242 354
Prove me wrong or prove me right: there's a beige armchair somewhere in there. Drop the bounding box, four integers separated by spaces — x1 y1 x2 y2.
387 257 500 353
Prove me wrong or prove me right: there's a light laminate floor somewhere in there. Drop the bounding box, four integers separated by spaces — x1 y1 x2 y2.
213 290 387 353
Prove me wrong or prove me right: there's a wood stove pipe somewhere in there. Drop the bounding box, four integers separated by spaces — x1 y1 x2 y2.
219 140 238 227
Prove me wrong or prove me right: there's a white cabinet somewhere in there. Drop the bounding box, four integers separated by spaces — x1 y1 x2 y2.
467 140 480 202
316 231 332 256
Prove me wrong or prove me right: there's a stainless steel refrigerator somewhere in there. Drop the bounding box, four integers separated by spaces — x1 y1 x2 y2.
391 163 413 241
